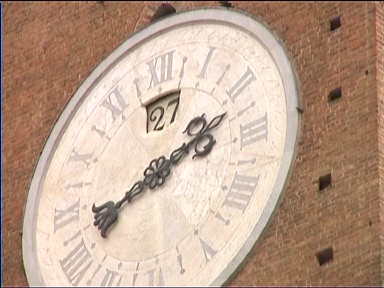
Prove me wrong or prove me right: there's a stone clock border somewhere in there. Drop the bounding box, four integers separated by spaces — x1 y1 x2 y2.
22 7 300 287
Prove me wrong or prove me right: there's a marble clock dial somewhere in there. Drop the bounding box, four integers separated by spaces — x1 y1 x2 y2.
23 8 299 287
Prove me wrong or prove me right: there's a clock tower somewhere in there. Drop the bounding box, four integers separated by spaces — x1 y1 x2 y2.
3 1 384 286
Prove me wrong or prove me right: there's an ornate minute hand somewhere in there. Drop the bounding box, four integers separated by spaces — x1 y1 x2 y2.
92 112 226 238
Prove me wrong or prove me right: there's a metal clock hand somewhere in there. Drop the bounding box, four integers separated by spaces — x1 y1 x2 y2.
92 112 226 238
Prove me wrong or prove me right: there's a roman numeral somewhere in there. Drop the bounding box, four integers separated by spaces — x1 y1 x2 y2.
198 47 216 79
132 267 164 287
64 181 91 191
91 125 111 141
60 231 93 286
87 262 124 286
226 66 256 103
54 199 80 233
237 158 257 166
146 268 164 287
101 87 128 121
148 50 175 88
222 172 259 212
145 269 156 287
240 113 268 149
133 78 142 98
69 149 94 168
199 237 217 263
212 209 230 225
100 269 123 287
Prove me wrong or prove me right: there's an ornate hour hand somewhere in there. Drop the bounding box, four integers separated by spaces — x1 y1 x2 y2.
92 112 226 238
92 201 118 238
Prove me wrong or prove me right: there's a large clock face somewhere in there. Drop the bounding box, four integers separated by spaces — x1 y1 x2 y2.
23 8 299 287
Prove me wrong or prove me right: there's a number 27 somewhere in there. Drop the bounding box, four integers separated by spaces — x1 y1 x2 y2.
148 97 180 132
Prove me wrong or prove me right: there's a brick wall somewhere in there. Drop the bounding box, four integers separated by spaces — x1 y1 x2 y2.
3 1 383 286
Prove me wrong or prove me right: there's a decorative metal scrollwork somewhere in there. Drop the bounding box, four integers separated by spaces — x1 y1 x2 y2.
92 112 226 238
143 156 171 189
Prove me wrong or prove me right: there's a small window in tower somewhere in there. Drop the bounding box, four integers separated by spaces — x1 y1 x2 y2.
219 1 233 7
328 87 342 102
319 173 332 191
330 16 341 31
316 247 334 266
151 3 176 22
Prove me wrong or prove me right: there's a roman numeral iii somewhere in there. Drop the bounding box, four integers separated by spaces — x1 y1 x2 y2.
240 113 268 149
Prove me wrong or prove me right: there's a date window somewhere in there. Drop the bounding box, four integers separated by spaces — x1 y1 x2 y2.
146 90 180 133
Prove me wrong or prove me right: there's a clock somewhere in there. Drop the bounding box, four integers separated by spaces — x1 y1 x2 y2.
22 8 299 287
